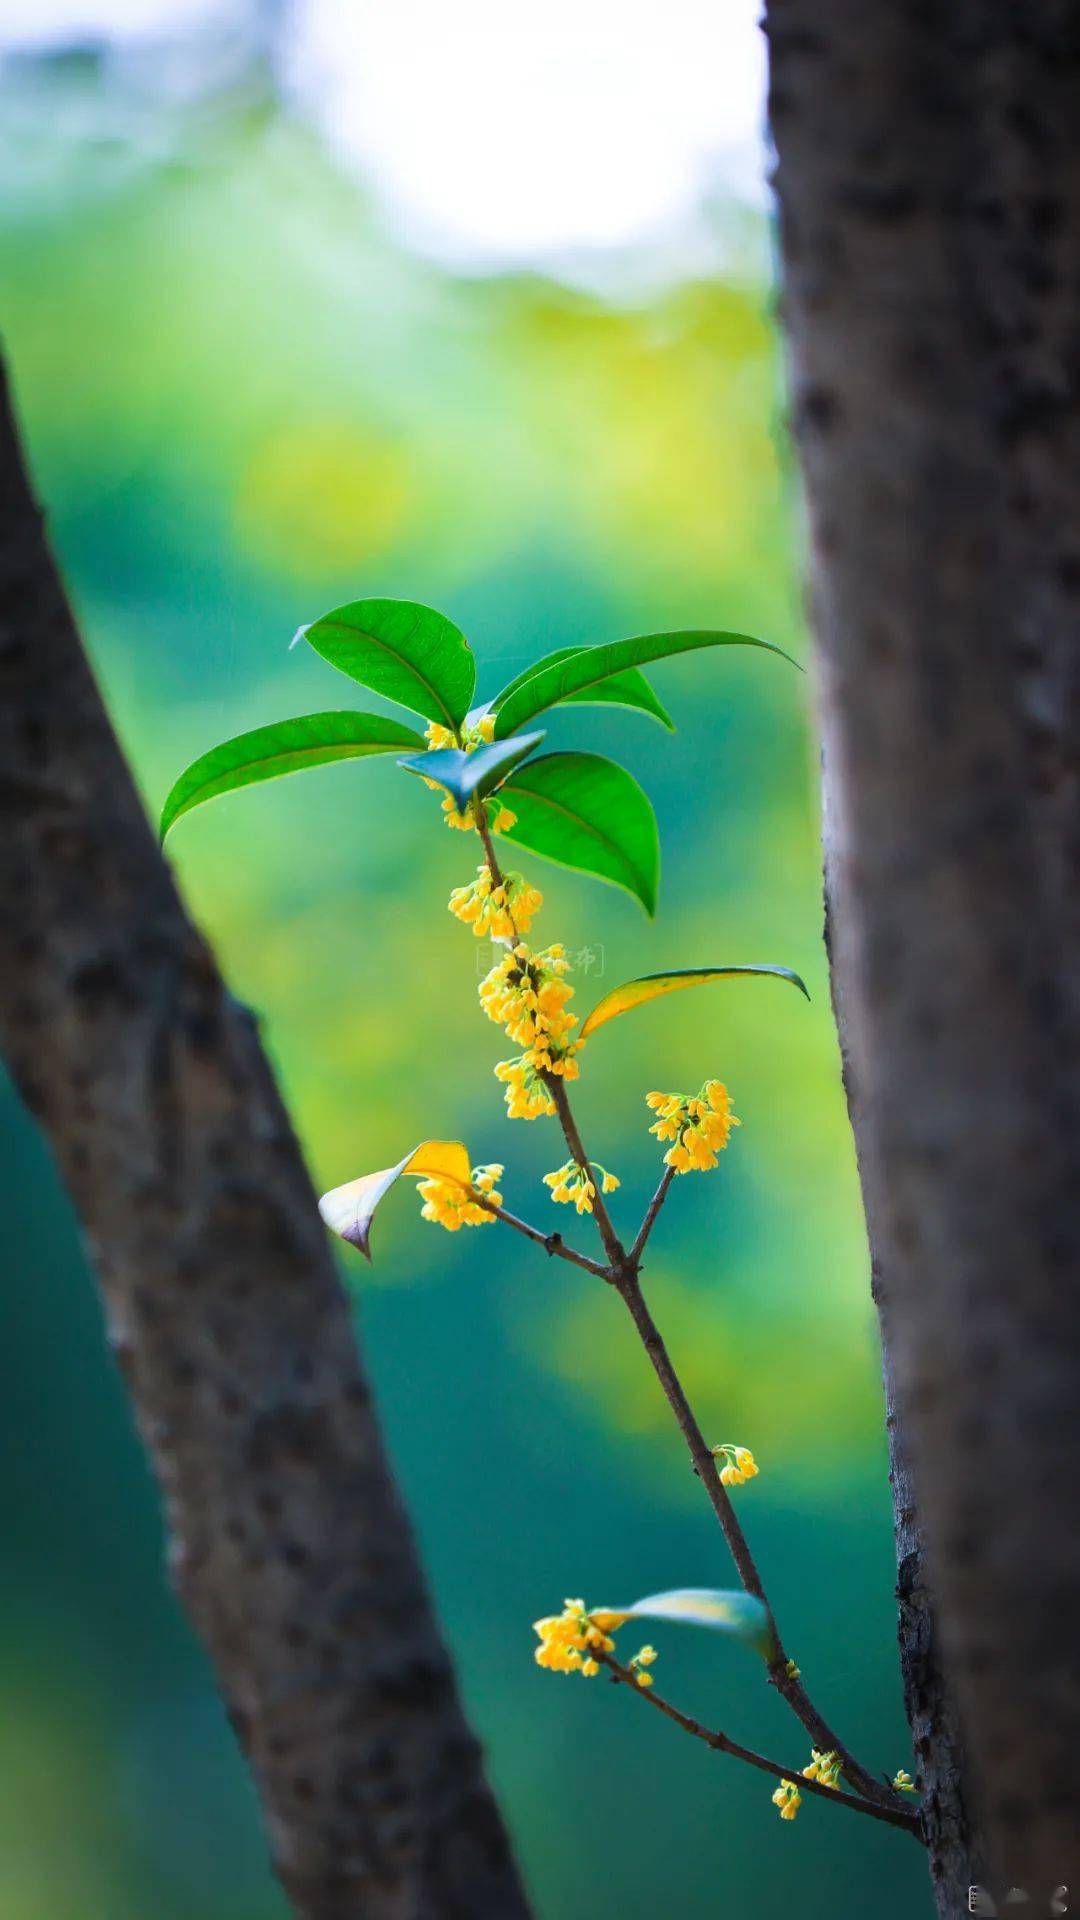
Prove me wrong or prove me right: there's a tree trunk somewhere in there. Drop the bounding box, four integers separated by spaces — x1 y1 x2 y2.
766 1 1080 1911
0 356 532 1920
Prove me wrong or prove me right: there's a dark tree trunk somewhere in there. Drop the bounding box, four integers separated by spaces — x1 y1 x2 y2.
0 357 532 1920
766 1 1080 1912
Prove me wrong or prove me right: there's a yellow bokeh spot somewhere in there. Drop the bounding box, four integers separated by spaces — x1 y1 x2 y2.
235 421 412 577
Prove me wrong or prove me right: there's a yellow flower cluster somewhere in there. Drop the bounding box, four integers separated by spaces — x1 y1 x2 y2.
448 866 543 939
495 1051 557 1120
802 1749 843 1790
892 1769 917 1793
628 1644 658 1688
479 942 574 1048
421 718 517 832
645 1080 740 1173
533 1598 624 1677
711 1442 759 1488
481 941 584 1117
772 1779 802 1821
418 1163 503 1231
543 1159 619 1215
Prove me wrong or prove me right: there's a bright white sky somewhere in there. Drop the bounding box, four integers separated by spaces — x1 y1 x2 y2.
1 0 769 267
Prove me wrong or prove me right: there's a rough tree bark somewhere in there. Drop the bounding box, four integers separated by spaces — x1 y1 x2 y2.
0 358 532 1920
766 2 1080 1913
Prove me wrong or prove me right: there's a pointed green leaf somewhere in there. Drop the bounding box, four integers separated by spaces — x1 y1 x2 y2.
495 628 798 738
398 730 545 812
612 1588 777 1661
581 965 810 1039
489 647 674 730
319 1140 472 1261
297 597 476 729
497 751 659 916
160 710 426 840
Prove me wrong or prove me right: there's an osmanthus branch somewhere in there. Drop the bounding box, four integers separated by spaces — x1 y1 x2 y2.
471 798 901 1816
594 1652 923 1839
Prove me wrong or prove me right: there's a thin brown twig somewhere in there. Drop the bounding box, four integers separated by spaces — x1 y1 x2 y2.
472 1195 608 1277
595 1652 923 1840
628 1164 676 1267
545 1073 626 1270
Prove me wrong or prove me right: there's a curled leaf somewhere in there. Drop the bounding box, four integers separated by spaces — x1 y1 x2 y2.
612 1588 777 1661
581 965 810 1039
319 1140 471 1261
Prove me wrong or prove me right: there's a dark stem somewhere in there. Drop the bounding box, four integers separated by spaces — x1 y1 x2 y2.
614 1267 897 1809
546 1074 626 1270
596 1653 923 1839
474 1195 608 1277
628 1164 676 1267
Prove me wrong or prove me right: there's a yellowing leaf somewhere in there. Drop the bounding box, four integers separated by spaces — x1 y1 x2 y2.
319 1140 471 1260
580 965 809 1039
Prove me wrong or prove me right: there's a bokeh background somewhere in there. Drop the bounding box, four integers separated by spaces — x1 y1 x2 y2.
0 6 932 1916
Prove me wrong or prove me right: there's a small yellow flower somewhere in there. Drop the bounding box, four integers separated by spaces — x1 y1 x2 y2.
543 1160 618 1215
645 1081 739 1173
802 1749 842 1790
784 1657 801 1680
424 722 457 751
495 1052 557 1120
712 1442 759 1488
627 1643 658 1686
417 1163 504 1232
533 1599 621 1677
772 1779 802 1821
892 1769 917 1794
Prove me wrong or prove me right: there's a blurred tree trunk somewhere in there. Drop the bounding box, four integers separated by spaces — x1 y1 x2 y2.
0 356 532 1920
766 2 1080 1912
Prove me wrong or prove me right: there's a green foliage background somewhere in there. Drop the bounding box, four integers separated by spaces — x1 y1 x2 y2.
0 66 931 1920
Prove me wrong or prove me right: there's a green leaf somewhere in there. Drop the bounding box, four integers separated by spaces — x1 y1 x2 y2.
319 1140 472 1261
297 597 476 729
497 751 659 916
398 730 545 812
488 647 674 730
581 965 810 1039
495 628 798 738
612 1588 777 1662
160 711 425 840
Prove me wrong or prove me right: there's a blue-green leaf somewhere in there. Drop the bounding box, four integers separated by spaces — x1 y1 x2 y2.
398 731 545 811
